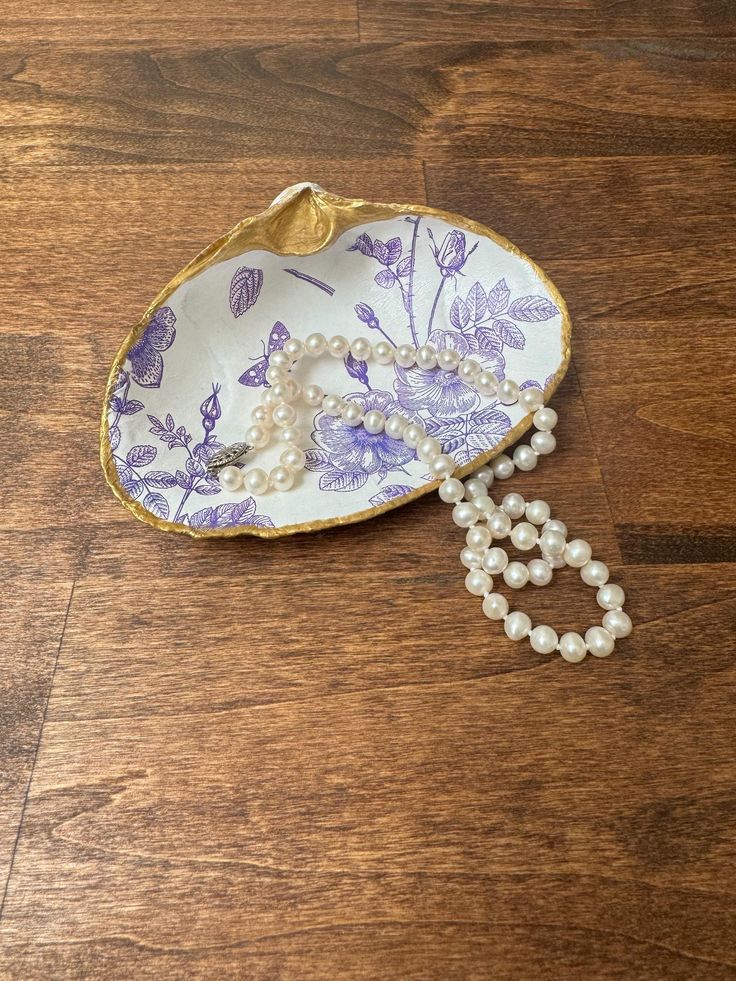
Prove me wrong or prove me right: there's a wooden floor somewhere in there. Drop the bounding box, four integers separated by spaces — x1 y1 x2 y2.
1 2 736 978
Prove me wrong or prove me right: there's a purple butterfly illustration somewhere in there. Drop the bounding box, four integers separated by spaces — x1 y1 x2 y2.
238 322 290 387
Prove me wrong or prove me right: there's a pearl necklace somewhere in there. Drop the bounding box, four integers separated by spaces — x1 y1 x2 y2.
212 333 632 664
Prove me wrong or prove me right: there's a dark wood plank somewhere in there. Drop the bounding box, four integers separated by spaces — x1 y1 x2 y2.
361 0 736 41
1 41 734 165
2 0 357 43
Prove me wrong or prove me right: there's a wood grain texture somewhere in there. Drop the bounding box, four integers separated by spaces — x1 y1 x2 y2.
0 1 735 978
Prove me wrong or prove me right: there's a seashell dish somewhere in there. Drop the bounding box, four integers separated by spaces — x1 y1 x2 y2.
100 183 571 538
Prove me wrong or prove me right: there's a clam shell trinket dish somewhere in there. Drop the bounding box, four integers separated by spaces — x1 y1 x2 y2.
101 184 571 538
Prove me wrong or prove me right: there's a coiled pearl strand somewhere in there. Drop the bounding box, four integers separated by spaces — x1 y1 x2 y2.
219 334 631 663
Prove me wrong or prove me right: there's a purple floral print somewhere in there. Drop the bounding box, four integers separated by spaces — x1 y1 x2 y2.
128 306 176 388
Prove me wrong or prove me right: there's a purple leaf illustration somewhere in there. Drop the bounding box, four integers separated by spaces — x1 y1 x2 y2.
450 296 470 330
144 471 177 489
374 268 397 289
304 448 334 472
229 266 263 318
195 483 221 496
475 325 503 354
486 278 510 315
109 425 120 451
466 282 487 322
120 399 144 415
186 457 205 477
348 232 373 256
143 491 169 520
369 484 413 506
126 444 157 467
122 477 144 500
493 319 526 350
396 256 412 278
373 237 402 265
319 469 370 492
508 295 559 322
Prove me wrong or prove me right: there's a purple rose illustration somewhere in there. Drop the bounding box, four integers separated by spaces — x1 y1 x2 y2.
429 228 478 279
128 306 177 388
311 390 415 476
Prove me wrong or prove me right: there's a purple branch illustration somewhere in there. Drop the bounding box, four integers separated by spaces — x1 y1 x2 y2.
283 268 336 296
405 216 421 345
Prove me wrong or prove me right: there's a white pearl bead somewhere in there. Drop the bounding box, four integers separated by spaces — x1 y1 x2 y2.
531 431 557 456
482 592 509 620
437 348 461 371
581 560 609 587
403 423 426 449
559 632 587 663
243 467 268 495
269 350 291 368
585 625 615 657
303 383 324 407
602 609 633 638
265 365 287 386
533 407 558 431
501 493 525 519
279 425 302 445
473 465 494 487
492 454 514 479
465 569 492 596
498 379 520 404
430 454 455 478
475 371 498 397
384 413 409 439
466 526 492 550
543 519 568 537
328 335 349 357
415 344 438 370
543 553 566 570
530 625 558 655
269 464 295 492
374 341 395 364
438 477 464 503
458 358 481 382
513 445 538 471
503 561 530 589
510 521 538 551
597 584 626 611
350 337 372 360
395 344 416 368
473 495 495 514
264 388 280 406
283 337 305 360
305 332 327 356
539 529 566 557
271 381 297 404
464 478 489 500
482 547 508 574
452 502 480 527
519 387 544 412
245 424 269 448
273 403 297 428
363 409 386 434
219 465 243 492
280 446 306 470
251 404 273 426
322 394 344 416
527 558 553 586
341 401 364 427
504 611 532 641
461 546 483 570
417 436 442 463
525 499 551 525
564 539 592 568
488 509 512 539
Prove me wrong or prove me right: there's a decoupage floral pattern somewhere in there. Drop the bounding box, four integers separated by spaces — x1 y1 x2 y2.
105 203 565 533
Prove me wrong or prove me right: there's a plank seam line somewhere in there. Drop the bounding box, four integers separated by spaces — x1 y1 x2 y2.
0 578 77 923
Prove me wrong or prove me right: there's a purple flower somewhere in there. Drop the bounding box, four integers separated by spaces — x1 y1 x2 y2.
312 390 414 475
355 302 379 330
128 307 176 388
429 228 478 278
395 362 479 419
430 328 506 380
199 383 221 433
